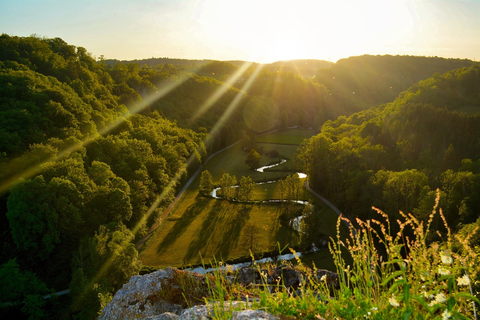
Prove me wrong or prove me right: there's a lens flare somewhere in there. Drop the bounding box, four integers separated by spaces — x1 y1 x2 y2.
0 76 189 195
190 61 254 123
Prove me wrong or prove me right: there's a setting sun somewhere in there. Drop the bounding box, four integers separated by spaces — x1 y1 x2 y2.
190 0 452 62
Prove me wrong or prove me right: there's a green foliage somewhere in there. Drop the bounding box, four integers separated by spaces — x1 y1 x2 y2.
314 54 474 113
0 259 49 320
197 61 239 80
245 149 261 169
298 64 480 227
240 68 336 129
7 176 83 260
2 34 480 319
238 176 256 201
70 222 141 319
276 174 302 202
192 193 478 320
243 96 278 132
199 170 214 196
0 35 210 317
218 172 237 200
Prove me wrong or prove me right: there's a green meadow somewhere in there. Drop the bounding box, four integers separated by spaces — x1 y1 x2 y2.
140 129 344 270
256 129 315 145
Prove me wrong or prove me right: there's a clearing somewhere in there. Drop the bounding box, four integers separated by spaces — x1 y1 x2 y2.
139 129 346 271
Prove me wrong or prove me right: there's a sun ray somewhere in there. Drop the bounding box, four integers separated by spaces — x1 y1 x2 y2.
189 61 254 123
84 63 266 297
0 75 190 195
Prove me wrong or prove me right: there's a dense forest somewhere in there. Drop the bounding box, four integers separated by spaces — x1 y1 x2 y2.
299 62 480 244
0 35 209 319
314 55 473 114
1 33 479 319
0 34 337 319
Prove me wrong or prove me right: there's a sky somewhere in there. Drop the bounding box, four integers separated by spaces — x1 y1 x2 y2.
1 0 479 64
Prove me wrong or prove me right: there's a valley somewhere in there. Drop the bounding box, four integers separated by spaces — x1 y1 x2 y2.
139 129 344 272
0 34 479 319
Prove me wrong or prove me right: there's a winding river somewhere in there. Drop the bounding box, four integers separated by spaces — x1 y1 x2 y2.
189 159 321 274
210 159 307 204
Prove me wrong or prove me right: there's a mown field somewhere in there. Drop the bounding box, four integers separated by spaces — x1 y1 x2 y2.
256 129 316 145
139 129 345 270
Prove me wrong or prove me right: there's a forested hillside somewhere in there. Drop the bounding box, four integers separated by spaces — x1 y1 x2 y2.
262 59 332 79
0 34 209 319
1 33 479 319
299 63 480 244
0 34 335 319
315 55 474 113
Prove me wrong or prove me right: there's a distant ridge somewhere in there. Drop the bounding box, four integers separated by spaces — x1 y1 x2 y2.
104 57 254 68
104 57 332 80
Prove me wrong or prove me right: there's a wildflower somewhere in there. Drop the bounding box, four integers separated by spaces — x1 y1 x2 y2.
442 309 452 320
440 251 453 265
389 296 400 307
457 274 470 286
320 275 327 282
430 292 447 306
438 266 451 276
420 272 429 282
371 307 378 312
436 293 447 303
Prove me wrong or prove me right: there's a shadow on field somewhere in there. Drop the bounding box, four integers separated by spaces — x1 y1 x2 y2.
183 202 252 263
274 205 301 249
155 196 211 254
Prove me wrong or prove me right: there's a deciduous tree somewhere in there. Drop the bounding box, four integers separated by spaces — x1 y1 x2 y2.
199 170 214 196
245 149 261 170
238 176 256 201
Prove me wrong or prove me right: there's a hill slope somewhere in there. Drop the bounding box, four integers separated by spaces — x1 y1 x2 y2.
315 54 474 113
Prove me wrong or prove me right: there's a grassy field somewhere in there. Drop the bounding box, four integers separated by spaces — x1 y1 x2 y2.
141 193 304 267
256 129 316 145
256 143 300 160
199 143 296 183
139 129 346 271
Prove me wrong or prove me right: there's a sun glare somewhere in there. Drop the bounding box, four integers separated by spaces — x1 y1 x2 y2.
194 0 416 63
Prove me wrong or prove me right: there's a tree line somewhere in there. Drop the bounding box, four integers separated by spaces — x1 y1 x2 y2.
298 63 480 245
0 34 208 319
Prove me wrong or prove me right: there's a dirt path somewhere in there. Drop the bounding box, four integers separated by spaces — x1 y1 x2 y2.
304 180 355 235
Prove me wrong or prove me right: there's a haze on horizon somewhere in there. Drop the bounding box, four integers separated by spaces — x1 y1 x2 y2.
1 0 479 64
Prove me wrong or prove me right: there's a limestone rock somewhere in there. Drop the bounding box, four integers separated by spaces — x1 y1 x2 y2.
100 265 339 320
176 301 247 320
316 269 340 291
99 267 183 320
236 267 270 286
271 266 304 289
231 309 280 320
145 313 179 320
177 305 211 320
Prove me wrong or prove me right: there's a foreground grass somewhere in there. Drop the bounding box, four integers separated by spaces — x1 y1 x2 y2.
162 191 478 320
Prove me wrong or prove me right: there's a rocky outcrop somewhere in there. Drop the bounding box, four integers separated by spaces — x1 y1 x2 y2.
99 267 183 320
99 265 339 320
